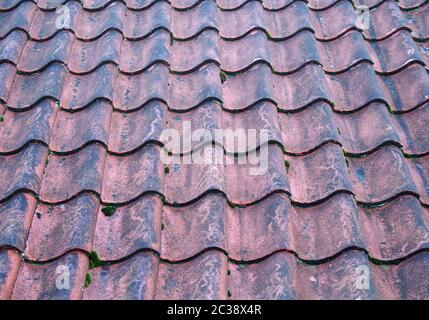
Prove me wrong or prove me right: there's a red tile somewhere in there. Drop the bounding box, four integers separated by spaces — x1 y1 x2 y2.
229 250 380 299
0 100 57 153
334 103 399 155
223 144 289 204
0 30 27 65
265 1 313 39
348 146 418 204
11 252 88 300
0 144 48 201
380 64 429 112
61 64 117 110
417 41 429 67
171 0 218 40
156 251 228 299
29 2 81 40
172 30 219 73
407 155 429 205
292 194 364 261
119 30 170 74
216 0 250 10
124 1 170 39
113 64 168 111
223 64 274 110
404 1 429 40
312 1 357 40
267 30 319 73
50 101 112 153
286 143 352 204
358 195 429 261
40 144 106 203
162 194 227 261
228 251 297 299
273 64 330 112
165 144 289 205
18 31 73 73
75 2 125 40
163 101 222 154
8 63 67 110
279 102 339 154
0 193 37 251
169 63 221 111
25 194 99 261
0 63 16 104
93 195 162 261
0 0 25 10
0 249 21 300
227 194 292 261
220 102 282 153
380 252 429 299
362 0 408 40
392 103 429 155
0 1 36 38
1 0 429 300
83 252 158 300
37 0 69 9
68 31 122 74
108 101 166 154
101 145 163 204
368 30 423 74
325 62 384 112
396 0 428 9
263 0 296 10
126 0 159 10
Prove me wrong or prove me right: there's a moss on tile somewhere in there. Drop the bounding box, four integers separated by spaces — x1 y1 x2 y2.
84 273 92 288
101 206 116 217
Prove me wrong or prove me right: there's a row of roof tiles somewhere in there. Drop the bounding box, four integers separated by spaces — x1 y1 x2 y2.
2 100 429 156
1 249 428 299
1 190 428 262
0 0 427 11
2 142 429 205
1 29 429 75
2 61 429 112
0 0 428 41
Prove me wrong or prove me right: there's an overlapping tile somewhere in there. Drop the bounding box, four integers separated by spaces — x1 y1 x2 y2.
0 0 429 300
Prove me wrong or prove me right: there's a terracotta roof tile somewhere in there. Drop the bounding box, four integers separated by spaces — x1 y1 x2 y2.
1 0 429 300
11 251 88 300
24 194 99 261
0 143 47 200
40 144 105 203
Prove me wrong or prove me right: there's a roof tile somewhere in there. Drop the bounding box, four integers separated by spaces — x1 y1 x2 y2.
40 144 105 203
0 249 21 300
285 143 351 204
29 1 81 40
0 193 36 251
101 145 163 203
68 31 122 74
348 146 418 204
0 100 56 153
49 101 112 153
18 31 73 73
8 63 66 109
156 250 228 300
24 194 99 261
93 195 162 261
11 252 88 300
61 64 117 110
0 30 27 65
83 252 159 300
0 143 47 200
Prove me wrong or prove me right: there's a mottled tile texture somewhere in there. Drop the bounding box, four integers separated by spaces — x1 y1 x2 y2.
0 0 429 300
